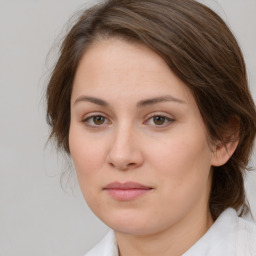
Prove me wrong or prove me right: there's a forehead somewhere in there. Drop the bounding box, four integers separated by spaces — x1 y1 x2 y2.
72 38 194 105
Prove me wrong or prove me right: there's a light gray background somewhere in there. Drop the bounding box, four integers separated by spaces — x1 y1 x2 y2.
0 0 255 255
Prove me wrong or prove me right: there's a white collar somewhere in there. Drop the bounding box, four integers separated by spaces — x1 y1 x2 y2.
84 230 118 256
85 208 238 256
182 208 237 256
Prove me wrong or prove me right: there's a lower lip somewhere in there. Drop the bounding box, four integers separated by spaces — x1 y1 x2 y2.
105 188 152 201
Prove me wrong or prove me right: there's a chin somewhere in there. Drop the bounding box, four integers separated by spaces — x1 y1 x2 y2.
99 211 168 236
95 208 148 234
110 223 155 236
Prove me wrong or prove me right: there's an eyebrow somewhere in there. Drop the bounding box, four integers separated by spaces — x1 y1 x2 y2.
137 95 185 107
73 95 185 107
74 96 109 106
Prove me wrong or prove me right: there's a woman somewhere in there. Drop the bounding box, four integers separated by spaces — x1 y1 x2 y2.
46 0 256 255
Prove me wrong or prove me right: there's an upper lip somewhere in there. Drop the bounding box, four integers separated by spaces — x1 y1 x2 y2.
104 182 153 190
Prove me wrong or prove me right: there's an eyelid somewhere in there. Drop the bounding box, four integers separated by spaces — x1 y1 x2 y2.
144 112 175 127
82 112 107 119
81 111 175 129
82 112 111 128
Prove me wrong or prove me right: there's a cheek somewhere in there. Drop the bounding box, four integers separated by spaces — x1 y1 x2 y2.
68 125 108 188
145 137 213 226
147 129 213 198
69 126 110 213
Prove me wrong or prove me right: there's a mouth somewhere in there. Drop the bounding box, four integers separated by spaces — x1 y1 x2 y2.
103 182 153 201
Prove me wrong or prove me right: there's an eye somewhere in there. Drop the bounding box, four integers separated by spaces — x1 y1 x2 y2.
82 114 110 128
145 114 174 127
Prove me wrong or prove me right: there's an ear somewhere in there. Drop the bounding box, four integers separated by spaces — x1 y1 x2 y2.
211 117 240 167
211 139 239 167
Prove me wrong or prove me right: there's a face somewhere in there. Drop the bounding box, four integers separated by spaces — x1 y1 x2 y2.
69 38 217 236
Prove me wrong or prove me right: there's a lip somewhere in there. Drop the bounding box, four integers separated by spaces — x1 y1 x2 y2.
103 182 153 201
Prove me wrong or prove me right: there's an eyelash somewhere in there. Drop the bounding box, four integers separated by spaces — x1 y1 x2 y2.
82 113 175 129
145 113 175 127
82 113 111 129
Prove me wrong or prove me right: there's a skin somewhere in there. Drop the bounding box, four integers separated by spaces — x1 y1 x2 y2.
69 38 237 256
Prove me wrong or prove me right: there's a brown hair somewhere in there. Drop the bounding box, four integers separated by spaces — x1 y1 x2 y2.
46 0 256 219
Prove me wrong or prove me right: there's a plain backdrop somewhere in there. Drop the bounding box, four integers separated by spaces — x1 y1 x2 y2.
0 0 256 255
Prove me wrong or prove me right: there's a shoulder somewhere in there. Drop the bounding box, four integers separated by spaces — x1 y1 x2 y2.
83 230 118 256
236 216 256 256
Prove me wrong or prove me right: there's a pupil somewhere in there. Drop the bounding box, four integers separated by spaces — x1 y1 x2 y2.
93 116 105 125
154 116 165 125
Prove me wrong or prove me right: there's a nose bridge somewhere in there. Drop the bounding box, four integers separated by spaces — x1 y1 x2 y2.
107 120 143 170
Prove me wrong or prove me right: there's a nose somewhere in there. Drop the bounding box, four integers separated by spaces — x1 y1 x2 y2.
107 124 144 171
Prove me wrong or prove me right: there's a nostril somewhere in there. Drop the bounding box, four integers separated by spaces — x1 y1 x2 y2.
127 162 137 167
108 161 137 171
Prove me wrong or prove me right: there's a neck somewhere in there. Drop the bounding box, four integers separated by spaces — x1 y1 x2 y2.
116 207 213 256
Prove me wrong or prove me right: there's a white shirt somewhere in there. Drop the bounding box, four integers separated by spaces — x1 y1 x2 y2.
84 208 256 256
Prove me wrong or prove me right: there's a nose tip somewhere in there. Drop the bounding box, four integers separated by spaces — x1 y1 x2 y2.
107 129 144 171
109 158 140 170
108 148 143 170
